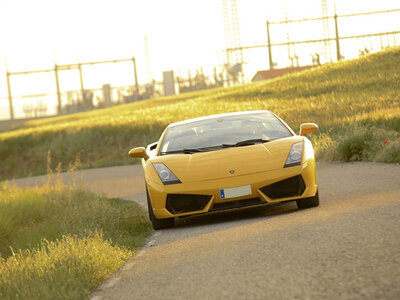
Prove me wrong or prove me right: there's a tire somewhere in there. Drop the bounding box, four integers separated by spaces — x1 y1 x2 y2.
296 191 319 209
146 187 174 230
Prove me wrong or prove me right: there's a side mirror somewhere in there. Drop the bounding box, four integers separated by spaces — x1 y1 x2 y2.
128 147 149 160
299 123 318 136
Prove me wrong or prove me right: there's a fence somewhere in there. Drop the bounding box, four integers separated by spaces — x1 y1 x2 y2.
225 8 400 75
3 58 140 120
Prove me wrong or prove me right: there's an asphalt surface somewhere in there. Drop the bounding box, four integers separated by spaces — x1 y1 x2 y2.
11 162 400 299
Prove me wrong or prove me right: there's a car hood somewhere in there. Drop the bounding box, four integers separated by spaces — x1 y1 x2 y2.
151 136 304 183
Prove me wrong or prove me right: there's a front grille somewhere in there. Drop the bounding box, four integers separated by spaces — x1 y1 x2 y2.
211 197 264 212
166 194 211 214
260 175 305 199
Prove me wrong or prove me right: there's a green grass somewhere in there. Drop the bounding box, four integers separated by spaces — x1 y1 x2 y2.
1 47 399 180
0 182 152 299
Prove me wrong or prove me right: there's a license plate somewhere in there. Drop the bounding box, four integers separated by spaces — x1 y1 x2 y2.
220 185 252 199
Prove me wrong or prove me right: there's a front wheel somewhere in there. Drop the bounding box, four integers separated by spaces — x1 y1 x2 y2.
146 187 174 230
296 191 319 209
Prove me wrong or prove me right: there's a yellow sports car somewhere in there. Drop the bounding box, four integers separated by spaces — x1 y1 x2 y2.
129 110 319 229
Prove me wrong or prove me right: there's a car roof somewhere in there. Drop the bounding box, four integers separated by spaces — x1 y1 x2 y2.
168 110 273 128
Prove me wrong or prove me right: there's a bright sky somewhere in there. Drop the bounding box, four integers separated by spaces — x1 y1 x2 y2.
0 0 399 119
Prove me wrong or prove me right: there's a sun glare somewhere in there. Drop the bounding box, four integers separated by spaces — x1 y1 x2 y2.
0 0 398 119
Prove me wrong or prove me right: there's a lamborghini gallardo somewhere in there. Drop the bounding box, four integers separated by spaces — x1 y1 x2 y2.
129 110 319 229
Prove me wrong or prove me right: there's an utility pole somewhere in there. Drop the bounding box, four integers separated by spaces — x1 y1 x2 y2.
223 0 244 84
321 0 332 63
284 0 297 67
334 14 341 61
132 57 139 96
4 57 14 120
78 64 85 103
266 20 274 70
6 70 14 120
54 64 62 115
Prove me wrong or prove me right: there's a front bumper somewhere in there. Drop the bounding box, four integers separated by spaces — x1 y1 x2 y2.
146 159 317 219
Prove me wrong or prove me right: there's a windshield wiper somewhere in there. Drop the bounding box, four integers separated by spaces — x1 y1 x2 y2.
160 139 269 155
222 138 270 148
160 148 206 155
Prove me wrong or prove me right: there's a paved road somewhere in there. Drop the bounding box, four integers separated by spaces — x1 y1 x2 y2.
12 162 400 299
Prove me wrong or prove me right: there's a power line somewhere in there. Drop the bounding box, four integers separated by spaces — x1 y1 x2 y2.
268 8 400 24
225 30 400 51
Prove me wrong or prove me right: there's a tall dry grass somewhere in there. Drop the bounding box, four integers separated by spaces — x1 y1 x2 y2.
0 181 152 299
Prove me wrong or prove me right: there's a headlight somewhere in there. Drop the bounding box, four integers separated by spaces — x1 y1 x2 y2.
153 163 181 185
284 141 303 168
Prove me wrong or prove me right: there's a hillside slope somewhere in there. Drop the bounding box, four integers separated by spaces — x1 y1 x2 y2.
1 47 399 180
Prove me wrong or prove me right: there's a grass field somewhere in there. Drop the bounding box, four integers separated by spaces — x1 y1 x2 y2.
0 181 152 299
0 47 399 180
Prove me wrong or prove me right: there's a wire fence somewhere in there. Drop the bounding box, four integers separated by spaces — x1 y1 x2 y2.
226 8 400 76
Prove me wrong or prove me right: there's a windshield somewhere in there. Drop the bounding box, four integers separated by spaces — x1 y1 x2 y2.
159 112 293 155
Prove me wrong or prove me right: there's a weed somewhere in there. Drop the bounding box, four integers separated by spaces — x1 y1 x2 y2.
0 233 131 300
0 183 152 299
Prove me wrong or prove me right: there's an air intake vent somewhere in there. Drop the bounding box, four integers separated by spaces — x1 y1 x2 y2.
261 175 305 199
166 194 211 214
211 197 263 212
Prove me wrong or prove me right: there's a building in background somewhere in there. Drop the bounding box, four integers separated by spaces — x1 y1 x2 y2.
162 71 178 96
